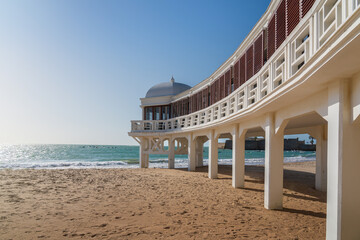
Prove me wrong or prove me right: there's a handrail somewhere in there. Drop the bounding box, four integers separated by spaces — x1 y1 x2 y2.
131 0 360 133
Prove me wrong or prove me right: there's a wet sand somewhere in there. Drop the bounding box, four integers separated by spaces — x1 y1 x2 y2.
0 161 326 239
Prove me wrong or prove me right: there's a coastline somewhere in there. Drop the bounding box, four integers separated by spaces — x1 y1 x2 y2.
0 161 326 239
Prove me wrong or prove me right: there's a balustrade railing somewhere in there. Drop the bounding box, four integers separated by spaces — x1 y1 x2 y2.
131 0 359 132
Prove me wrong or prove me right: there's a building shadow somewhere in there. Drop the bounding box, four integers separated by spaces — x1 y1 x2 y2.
275 207 326 219
173 164 326 203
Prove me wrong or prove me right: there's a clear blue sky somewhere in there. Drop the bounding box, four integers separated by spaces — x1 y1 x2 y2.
0 0 308 145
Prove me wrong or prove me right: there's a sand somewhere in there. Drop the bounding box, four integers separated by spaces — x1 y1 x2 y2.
0 161 326 239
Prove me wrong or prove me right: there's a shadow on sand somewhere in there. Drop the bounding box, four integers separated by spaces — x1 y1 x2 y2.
173 164 326 218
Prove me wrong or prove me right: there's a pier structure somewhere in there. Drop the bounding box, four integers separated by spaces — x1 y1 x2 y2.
129 0 360 239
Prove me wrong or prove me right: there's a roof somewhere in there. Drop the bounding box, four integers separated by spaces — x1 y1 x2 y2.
145 77 191 98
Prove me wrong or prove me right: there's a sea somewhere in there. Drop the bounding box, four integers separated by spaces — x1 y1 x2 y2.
0 144 316 169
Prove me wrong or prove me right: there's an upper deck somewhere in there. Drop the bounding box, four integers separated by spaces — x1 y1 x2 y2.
130 0 360 135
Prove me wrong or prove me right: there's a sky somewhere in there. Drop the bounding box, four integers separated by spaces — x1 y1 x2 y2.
0 0 308 146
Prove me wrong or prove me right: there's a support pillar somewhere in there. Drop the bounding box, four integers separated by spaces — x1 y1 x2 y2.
188 134 196 171
326 80 360 240
264 113 285 210
315 125 327 192
208 130 218 179
168 139 175 169
232 125 247 188
195 138 204 167
139 137 149 168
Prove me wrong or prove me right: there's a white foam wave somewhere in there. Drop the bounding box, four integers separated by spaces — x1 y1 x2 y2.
0 156 315 169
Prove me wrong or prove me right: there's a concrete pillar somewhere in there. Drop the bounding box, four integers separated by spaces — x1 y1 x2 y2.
168 139 175 169
264 113 285 210
139 138 149 168
326 80 360 240
195 138 204 167
315 125 327 192
232 126 246 188
208 131 218 179
188 134 196 171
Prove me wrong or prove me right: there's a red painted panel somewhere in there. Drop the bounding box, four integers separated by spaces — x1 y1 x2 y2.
254 33 263 75
240 54 246 85
268 14 276 59
198 92 202 110
220 75 225 99
234 60 240 90
287 0 300 35
246 45 254 81
202 88 207 108
193 94 197 112
276 0 286 48
225 70 231 96
301 0 315 17
210 82 215 105
217 78 221 102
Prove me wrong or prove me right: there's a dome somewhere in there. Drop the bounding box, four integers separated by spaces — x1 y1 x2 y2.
145 77 191 98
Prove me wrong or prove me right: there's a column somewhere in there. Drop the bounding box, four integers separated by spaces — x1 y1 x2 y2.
195 138 204 167
264 113 284 210
188 134 196 171
139 137 149 168
208 130 218 179
315 125 327 192
168 139 175 169
326 80 360 239
232 126 246 188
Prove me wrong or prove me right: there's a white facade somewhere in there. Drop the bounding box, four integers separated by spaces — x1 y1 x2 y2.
129 0 360 239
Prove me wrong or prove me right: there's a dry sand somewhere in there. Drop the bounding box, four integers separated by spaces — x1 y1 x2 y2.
0 161 326 239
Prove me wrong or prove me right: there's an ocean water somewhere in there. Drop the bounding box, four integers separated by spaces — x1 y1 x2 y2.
0 144 316 169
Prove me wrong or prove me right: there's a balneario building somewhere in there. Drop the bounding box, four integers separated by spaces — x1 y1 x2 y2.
129 0 360 239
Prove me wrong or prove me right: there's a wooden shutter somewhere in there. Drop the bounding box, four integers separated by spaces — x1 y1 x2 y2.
225 70 231 96
268 14 276 59
301 0 315 17
287 0 300 36
246 45 254 81
197 92 202 110
276 0 286 48
210 82 215 105
201 89 206 108
234 60 240 90
254 33 263 75
240 54 246 85
220 75 225 99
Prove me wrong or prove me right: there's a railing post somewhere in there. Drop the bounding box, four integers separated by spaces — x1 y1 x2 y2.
226 99 230 116
243 85 248 109
256 77 261 102
285 43 290 81
234 92 239 113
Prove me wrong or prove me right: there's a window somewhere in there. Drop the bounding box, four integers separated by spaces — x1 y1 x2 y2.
162 106 170 120
155 107 161 120
145 107 153 120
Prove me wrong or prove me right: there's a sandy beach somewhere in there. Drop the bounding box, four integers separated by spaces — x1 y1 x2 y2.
0 161 326 239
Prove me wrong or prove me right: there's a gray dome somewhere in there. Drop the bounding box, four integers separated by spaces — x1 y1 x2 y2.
145 77 191 98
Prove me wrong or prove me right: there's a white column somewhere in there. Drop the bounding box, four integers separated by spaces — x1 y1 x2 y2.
264 113 284 210
315 125 327 192
326 80 360 240
188 134 196 171
195 138 204 167
208 130 218 179
232 126 246 188
139 138 148 168
168 139 175 169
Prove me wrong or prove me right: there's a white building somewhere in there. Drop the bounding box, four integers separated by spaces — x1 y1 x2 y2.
129 0 360 239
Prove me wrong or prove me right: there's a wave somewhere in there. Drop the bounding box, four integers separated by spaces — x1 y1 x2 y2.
0 160 134 170
0 156 315 170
